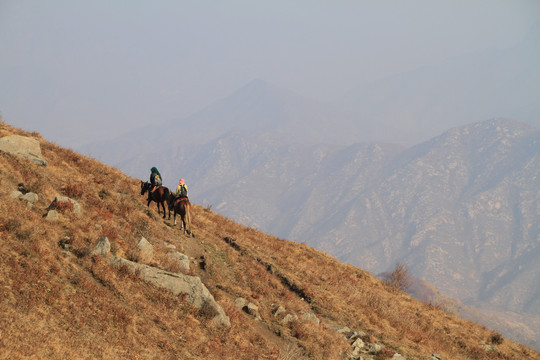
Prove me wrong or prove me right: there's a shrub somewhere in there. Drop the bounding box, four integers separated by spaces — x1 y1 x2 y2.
383 262 411 292
63 183 85 198
489 332 504 345
2 218 21 232
54 200 75 213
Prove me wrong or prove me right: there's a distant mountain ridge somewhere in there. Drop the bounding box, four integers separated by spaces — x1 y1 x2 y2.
79 79 362 165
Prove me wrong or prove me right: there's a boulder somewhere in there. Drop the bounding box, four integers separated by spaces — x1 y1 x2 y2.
20 192 38 204
109 256 230 327
45 210 60 222
351 338 365 350
49 196 81 215
349 331 367 340
0 135 47 166
10 191 22 199
92 237 111 256
280 313 298 325
367 343 384 354
300 311 320 326
167 251 190 272
272 305 286 317
234 298 247 309
137 236 153 263
335 326 353 336
243 302 262 321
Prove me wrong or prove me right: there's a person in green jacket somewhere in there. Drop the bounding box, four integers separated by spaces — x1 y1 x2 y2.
149 167 162 193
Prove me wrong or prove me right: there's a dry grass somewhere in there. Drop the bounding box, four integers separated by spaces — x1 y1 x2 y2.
0 121 539 360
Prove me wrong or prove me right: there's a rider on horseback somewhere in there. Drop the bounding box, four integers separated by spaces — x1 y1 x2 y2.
149 167 162 199
174 178 188 205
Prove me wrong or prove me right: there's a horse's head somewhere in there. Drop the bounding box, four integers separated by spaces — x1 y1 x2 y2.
140 181 150 195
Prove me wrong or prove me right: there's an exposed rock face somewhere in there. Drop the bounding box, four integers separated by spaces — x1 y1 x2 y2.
88 236 229 326
0 135 47 166
109 256 230 327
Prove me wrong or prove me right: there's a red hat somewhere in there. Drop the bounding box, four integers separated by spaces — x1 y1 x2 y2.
179 179 185 184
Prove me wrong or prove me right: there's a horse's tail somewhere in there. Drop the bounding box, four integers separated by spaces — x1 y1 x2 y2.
186 200 192 230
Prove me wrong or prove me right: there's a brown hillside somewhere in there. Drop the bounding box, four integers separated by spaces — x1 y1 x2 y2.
1 120 538 360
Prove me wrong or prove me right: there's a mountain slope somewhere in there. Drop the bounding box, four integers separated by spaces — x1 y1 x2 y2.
2 122 539 359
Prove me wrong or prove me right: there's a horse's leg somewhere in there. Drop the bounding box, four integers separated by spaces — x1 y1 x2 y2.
182 214 187 235
161 201 166 218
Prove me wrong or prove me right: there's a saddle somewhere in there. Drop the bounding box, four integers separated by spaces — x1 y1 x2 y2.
173 197 188 207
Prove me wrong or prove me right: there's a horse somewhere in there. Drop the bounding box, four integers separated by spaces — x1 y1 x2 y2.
168 195 192 235
140 181 170 219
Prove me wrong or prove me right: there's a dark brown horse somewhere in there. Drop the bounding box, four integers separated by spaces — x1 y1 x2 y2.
169 196 192 235
140 181 170 219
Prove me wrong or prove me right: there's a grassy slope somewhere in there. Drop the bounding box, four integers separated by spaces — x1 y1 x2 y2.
0 121 538 360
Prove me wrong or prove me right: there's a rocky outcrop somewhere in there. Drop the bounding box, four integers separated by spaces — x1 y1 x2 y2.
109 256 230 327
89 237 229 326
0 135 47 166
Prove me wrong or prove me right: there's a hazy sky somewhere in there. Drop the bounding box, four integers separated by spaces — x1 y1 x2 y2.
1 0 538 147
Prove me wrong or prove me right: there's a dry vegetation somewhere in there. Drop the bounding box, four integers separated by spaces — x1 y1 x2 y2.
0 121 538 360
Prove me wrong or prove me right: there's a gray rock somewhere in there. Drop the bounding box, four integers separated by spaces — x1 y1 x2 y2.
481 344 498 352
300 311 320 325
272 305 286 317
351 338 365 350
49 196 81 215
335 326 352 335
280 313 298 325
0 135 47 166
167 251 190 272
45 210 60 222
349 331 367 340
91 237 111 256
137 236 153 263
10 191 22 199
109 256 230 327
234 298 247 309
368 343 384 354
20 192 38 203
243 302 262 321
392 353 406 360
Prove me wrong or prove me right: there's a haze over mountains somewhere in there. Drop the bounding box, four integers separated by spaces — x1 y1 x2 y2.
336 22 540 143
